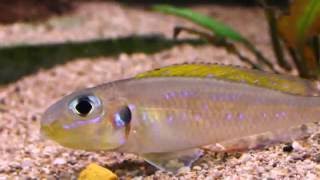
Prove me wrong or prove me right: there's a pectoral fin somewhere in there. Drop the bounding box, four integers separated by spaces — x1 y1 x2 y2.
141 148 203 173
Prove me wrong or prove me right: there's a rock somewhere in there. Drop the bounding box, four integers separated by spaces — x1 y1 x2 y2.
21 158 33 168
53 158 66 165
193 166 202 171
178 167 191 174
282 144 293 153
239 154 251 163
292 141 305 151
78 163 118 180
312 153 320 163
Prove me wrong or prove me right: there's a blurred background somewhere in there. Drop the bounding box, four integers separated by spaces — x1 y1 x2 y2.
0 0 289 85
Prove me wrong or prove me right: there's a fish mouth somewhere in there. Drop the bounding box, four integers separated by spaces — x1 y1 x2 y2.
42 97 68 125
41 112 54 126
40 122 54 140
40 110 58 141
40 107 63 141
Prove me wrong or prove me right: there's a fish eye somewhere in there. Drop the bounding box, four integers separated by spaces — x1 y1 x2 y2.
75 98 92 115
69 95 101 117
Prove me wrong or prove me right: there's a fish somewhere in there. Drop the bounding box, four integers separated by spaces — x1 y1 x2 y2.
41 63 320 172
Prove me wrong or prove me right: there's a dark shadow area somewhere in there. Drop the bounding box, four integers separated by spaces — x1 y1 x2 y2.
76 0 292 7
119 0 289 7
0 0 72 24
0 0 289 24
0 35 204 85
107 160 157 176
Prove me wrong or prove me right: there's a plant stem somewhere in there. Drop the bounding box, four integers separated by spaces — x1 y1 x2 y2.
312 35 320 78
288 47 314 78
313 35 320 66
263 4 291 71
174 26 264 70
244 42 278 73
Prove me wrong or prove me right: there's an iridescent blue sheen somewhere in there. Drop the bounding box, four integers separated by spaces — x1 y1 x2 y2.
114 113 125 128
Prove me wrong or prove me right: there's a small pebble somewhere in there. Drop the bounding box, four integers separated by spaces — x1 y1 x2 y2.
21 159 33 168
201 163 209 170
193 166 202 171
41 167 50 174
239 154 251 163
132 176 143 180
178 167 191 174
312 153 320 163
283 144 293 153
292 141 305 151
53 158 66 165
208 176 218 180
78 163 118 180
31 115 37 122
0 98 5 104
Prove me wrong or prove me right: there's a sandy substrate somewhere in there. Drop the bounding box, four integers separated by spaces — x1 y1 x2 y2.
0 1 320 179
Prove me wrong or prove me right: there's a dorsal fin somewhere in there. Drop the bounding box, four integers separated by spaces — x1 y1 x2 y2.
135 63 320 96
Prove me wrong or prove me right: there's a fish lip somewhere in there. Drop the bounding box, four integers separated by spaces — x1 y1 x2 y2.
40 103 61 140
39 127 49 140
40 122 52 141
41 109 56 126
41 111 50 125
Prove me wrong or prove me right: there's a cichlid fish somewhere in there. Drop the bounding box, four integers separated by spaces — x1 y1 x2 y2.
41 64 320 172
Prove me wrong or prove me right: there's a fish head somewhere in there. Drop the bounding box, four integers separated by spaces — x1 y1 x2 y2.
41 85 131 151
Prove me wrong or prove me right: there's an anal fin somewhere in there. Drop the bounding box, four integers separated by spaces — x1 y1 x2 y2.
141 148 203 173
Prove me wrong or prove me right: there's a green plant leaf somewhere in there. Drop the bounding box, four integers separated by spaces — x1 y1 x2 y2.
278 0 320 78
153 5 248 44
297 0 320 41
153 4 276 72
278 0 320 46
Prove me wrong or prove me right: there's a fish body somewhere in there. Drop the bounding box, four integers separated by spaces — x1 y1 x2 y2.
113 77 320 153
41 64 320 172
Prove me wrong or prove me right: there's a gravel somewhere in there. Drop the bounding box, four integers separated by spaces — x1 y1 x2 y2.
0 1 320 179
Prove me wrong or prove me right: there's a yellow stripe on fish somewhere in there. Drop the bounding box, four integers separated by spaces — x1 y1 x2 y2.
136 63 320 96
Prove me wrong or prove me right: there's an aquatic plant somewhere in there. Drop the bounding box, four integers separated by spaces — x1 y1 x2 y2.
153 0 320 79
